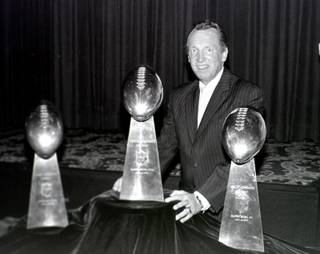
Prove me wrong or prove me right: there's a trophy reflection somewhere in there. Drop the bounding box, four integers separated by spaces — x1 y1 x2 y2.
25 101 68 229
219 107 266 252
120 66 164 202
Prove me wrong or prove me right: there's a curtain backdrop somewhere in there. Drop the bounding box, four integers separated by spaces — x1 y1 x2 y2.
1 0 320 141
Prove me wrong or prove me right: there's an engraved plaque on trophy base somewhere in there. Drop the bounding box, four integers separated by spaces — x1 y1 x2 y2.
120 116 164 202
27 153 68 229
219 159 264 252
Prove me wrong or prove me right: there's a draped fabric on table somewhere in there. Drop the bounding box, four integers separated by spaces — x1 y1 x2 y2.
1 0 320 141
0 191 318 254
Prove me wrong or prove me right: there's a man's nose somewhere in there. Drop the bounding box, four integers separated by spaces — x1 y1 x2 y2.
197 51 205 62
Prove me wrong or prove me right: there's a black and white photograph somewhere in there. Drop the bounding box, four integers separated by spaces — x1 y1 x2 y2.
0 1 319 253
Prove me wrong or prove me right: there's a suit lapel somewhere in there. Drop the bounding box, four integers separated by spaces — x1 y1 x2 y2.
185 81 199 144
196 69 233 139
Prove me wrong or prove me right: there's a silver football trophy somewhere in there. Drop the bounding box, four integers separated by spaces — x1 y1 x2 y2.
120 65 164 202
25 101 68 229
219 107 266 252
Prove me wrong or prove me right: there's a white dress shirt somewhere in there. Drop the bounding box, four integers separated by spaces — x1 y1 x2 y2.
194 67 224 212
197 67 224 127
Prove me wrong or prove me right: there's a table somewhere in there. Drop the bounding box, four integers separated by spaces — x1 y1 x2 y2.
0 191 317 254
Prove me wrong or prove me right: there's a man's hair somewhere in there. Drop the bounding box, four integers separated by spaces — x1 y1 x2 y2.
186 20 228 51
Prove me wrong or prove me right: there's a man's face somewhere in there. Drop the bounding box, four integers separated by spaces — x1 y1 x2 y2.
187 29 228 85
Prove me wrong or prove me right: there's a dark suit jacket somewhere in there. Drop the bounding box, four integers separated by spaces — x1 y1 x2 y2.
158 68 264 215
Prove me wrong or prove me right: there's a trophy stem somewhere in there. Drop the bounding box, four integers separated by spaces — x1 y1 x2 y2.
120 116 164 202
27 153 68 229
219 159 264 252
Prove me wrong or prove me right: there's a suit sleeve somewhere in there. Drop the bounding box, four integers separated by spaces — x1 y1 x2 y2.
197 83 265 213
157 93 179 178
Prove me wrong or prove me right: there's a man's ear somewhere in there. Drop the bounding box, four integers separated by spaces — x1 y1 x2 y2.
222 47 228 62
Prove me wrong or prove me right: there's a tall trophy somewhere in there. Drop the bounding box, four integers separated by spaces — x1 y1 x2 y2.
219 107 266 252
25 101 68 229
120 65 164 202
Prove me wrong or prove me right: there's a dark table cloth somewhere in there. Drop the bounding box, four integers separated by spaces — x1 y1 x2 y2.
0 191 317 254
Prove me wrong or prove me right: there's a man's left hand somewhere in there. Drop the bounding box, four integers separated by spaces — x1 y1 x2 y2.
165 190 202 223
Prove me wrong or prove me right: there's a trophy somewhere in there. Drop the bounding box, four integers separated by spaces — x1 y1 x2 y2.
120 65 164 202
25 101 68 229
219 107 266 252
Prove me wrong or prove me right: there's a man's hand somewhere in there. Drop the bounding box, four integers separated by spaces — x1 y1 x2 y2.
112 177 122 192
165 190 202 223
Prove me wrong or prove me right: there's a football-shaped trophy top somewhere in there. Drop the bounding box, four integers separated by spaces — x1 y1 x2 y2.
25 101 63 159
123 65 163 122
222 107 266 164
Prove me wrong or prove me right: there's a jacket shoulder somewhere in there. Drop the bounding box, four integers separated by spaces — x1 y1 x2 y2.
171 81 197 99
226 71 264 114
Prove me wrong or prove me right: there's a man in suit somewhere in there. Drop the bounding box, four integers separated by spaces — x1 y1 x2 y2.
113 20 264 225
160 20 264 224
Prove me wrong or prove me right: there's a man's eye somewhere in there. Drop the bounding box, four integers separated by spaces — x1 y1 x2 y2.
206 48 213 54
189 48 197 55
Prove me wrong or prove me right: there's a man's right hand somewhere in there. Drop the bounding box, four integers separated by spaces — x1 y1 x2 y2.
112 177 122 192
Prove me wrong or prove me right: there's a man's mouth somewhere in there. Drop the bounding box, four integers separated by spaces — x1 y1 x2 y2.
197 65 209 70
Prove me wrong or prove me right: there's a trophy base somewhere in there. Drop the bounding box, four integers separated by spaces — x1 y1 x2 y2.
120 117 164 202
27 153 68 229
219 159 264 252
103 200 168 210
